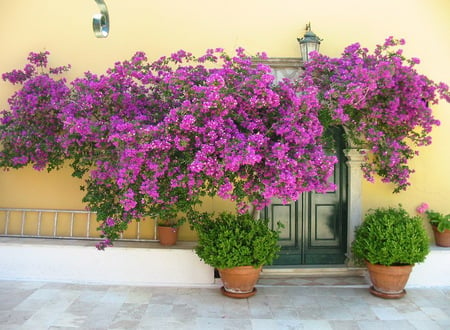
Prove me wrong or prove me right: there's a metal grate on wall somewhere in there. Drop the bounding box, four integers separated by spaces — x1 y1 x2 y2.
0 208 157 241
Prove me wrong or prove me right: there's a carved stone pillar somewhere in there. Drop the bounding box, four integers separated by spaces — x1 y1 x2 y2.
344 148 366 263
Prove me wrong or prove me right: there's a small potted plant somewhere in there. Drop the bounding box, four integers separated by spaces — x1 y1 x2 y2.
156 218 185 246
152 206 186 246
192 211 280 298
417 203 450 247
352 205 429 299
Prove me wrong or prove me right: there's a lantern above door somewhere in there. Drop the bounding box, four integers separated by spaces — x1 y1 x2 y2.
297 23 322 63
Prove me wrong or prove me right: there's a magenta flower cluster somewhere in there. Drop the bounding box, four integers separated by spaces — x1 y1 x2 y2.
1 48 335 247
1 38 449 248
1 52 71 171
304 37 450 192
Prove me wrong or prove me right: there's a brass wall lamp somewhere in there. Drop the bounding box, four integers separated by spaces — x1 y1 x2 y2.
93 0 109 38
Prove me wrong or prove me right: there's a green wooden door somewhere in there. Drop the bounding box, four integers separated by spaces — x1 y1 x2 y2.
262 128 348 265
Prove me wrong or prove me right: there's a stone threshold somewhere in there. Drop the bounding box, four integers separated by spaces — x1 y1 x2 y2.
260 266 366 278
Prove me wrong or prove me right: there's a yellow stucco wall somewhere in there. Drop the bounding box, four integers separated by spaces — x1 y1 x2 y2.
1 0 449 240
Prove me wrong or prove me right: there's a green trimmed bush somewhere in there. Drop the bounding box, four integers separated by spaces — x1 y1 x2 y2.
352 206 429 266
193 212 280 269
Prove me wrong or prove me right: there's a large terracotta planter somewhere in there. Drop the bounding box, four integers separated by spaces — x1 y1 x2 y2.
366 261 413 299
432 225 450 247
157 226 178 246
218 266 262 298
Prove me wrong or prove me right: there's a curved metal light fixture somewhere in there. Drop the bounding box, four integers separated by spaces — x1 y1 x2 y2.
93 0 109 38
297 23 322 63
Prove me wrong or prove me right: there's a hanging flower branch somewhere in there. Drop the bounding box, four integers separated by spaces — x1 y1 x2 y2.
303 37 450 192
0 52 71 171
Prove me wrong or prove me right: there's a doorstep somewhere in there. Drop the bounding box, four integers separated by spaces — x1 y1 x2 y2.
256 266 370 287
260 266 366 277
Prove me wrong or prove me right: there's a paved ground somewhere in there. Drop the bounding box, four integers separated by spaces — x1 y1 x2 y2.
0 279 449 330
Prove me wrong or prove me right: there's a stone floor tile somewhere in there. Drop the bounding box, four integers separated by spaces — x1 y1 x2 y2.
289 294 319 307
263 294 295 308
358 320 416 330
141 303 174 317
0 289 35 311
113 302 148 322
316 296 343 308
270 307 299 320
125 288 152 304
194 302 226 319
403 295 434 308
108 319 141 330
76 288 108 304
409 320 446 330
172 293 203 305
5 280 46 291
171 303 199 320
321 306 354 320
222 300 251 319
436 319 450 329
13 296 46 312
0 310 34 327
300 320 333 330
392 300 421 313
330 320 361 330
441 307 450 318
400 310 431 321
296 306 324 320
51 311 87 328
441 287 450 296
252 318 304 329
371 306 406 320
248 302 272 319
65 299 98 317
138 316 197 330
21 309 60 330
420 307 450 321
79 302 123 329
259 286 305 297
42 282 84 290
346 305 380 321
196 317 252 330
324 287 367 297
101 287 129 304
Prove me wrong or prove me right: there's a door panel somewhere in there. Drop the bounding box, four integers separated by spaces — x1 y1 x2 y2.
263 128 348 266
265 199 302 265
272 201 296 245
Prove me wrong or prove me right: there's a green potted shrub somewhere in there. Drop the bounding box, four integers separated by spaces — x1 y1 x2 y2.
352 205 429 299
417 203 450 247
192 212 280 298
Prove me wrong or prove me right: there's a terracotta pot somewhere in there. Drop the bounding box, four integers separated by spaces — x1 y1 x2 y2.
157 226 178 246
218 266 262 298
432 225 450 247
366 261 413 299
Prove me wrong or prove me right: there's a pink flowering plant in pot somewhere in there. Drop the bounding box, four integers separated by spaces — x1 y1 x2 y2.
417 202 450 233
